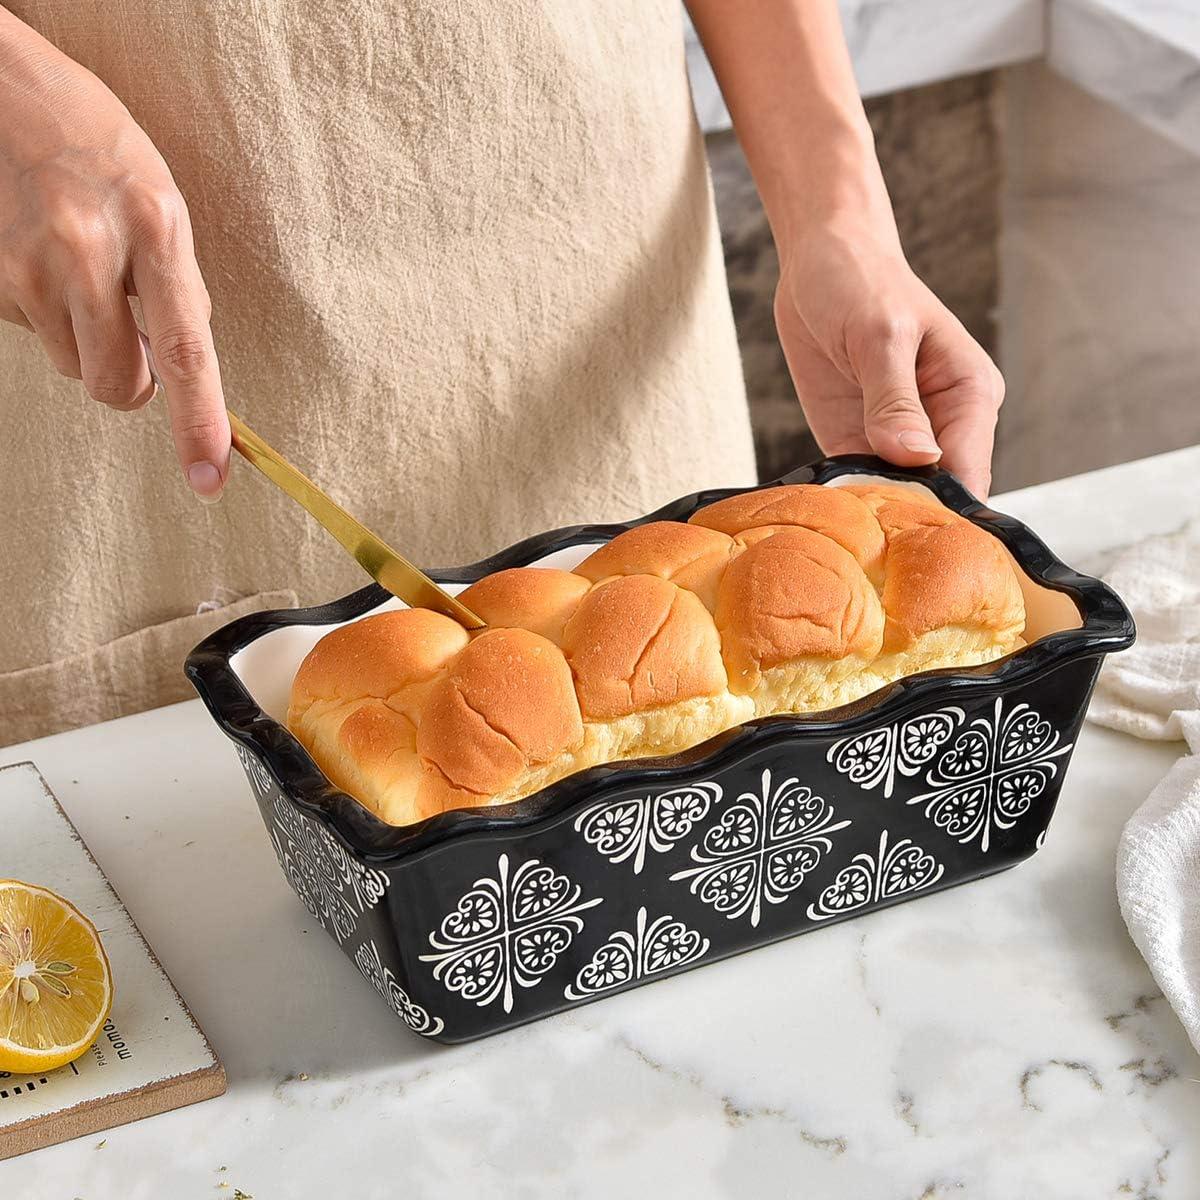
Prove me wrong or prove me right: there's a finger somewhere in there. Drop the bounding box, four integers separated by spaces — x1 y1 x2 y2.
133 236 228 500
776 330 873 457
928 386 1002 500
798 394 873 457
0 298 33 331
856 323 942 466
69 285 156 412
21 294 83 380
816 425 873 457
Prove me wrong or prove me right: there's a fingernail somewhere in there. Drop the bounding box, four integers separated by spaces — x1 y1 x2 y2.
187 462 223 503
898 431 941 456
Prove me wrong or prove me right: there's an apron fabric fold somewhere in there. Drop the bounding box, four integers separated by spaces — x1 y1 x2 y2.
0 1 756 744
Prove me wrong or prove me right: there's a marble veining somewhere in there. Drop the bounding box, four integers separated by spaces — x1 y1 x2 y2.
688 0 1200 174
1049 0 1200 158
684 0 1043 131
1 449 1199 1196
997 60 1200 491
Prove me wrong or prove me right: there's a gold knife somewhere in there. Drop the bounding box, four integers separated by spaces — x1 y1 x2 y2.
227 413 486 629
138 333 485 629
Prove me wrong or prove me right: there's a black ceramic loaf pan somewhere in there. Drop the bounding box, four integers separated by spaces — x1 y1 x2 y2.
186 457 1134 1043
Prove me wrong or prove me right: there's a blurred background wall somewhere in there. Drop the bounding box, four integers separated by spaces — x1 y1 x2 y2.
997 61 1200 490
692 5 1200 492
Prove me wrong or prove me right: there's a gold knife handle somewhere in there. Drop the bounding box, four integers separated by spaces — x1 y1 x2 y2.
227 411 486 630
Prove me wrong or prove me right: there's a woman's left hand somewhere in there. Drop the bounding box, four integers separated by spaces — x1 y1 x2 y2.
774 219 1004 499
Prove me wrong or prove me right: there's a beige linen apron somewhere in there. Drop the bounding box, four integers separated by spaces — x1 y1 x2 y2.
0 1 756 745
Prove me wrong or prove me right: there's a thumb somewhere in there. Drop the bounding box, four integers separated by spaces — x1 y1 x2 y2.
859 333 941 467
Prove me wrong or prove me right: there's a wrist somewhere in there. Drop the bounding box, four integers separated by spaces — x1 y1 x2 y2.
0 8 50 72
758 117 901 271
0 15 71 115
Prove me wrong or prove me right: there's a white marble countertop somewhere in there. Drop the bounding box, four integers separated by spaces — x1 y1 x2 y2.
686 0 1044 130
1049 0 1200 157
3 446 1200 1198
689 0 1200 162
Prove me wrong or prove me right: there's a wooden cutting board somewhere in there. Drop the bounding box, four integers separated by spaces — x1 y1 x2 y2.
0 762 225 1160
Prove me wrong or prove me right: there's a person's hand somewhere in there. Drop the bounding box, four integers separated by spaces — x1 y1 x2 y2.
774 219 1004 499
0 13 228 499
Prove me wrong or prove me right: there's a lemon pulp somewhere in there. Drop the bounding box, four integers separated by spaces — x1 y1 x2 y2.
0 880 113 1073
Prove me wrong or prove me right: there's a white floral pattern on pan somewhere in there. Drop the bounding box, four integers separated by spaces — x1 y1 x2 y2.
354 940 444 1036
355 940 451 1036
807 830 944 922
670 769 850 927
909 697 1073 851
574 783 722 875
422 855 601 1013
565 907 710 1000
236 744 275 798
266 793 389 943
827 708 964 798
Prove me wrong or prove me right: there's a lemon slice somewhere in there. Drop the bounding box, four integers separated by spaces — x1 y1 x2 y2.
0 880 113 1073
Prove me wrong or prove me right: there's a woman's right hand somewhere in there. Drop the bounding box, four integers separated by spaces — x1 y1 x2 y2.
0 10 229 499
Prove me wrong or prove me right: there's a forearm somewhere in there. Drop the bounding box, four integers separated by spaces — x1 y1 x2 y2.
0 4 230 496
0 8 89 148
685 0 897 260
0 7 65 76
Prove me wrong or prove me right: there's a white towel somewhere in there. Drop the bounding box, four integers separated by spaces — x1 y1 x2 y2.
1089 520 1200 1056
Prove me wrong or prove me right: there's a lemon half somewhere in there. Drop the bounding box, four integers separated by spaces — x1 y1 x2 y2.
0 880 113 1073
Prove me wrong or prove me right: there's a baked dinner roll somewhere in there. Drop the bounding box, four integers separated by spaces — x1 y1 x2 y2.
714 527 885 711
840 483 1025 666
288 481 1029 827
287 609 470 823
689 483 886 583
457 568 589 646
289 608 469 721
330 703 428 824
561 573 748 770
561 574 726 719
877 503 1024 659
575 522 735 612
416 628 584 811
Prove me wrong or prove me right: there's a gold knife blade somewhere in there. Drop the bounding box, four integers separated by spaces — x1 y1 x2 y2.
227 411 486 630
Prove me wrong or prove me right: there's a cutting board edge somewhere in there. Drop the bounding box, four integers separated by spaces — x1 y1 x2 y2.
0 760 227 1161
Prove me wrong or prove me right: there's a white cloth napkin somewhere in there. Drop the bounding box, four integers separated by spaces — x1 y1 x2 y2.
1088 520 1200 1055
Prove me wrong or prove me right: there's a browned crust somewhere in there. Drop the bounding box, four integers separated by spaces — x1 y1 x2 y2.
689 483 886 580
288 608 469 724
575 522 735 611
415 628 584 797
561 575 727 719
714 526 884 691
458 567 590 645
880 517 1026 649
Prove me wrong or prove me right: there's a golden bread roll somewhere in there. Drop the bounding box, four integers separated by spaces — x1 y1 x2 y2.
575 521 734 611
288 482 1028 827
457 567 589 646
288 608 469 719
416 628 584 811
561 573 742 770
839 484 1025 668
689 484 886 583
330 703 430 823
715 527 885 710
562 574 727 719
882 515 1022 643
287 609 470 824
